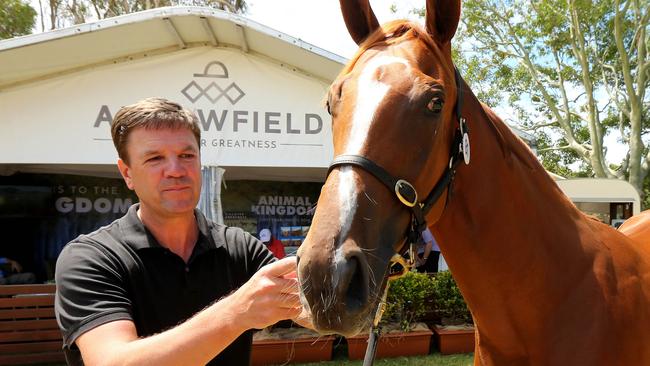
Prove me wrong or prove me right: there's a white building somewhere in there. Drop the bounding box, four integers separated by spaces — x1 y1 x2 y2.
0 7 343 279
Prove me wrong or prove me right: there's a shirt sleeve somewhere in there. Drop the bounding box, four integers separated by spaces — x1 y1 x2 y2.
421 228 434 244
243 231 277 277
422 229 441 251
222 226 278 283
55 241 133 348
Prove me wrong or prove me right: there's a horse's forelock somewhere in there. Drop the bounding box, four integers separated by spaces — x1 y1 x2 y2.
337 20 442 80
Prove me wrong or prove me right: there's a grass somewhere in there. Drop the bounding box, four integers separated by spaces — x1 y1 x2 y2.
37 335 474 366
38 352 473 366
40 354 474 366
294 353 474 366
291 340 474 366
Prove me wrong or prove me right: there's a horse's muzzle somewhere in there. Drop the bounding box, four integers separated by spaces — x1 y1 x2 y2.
297 243 374 336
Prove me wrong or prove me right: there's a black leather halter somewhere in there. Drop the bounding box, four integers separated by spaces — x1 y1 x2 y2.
326 68 470 366
327 68 469 254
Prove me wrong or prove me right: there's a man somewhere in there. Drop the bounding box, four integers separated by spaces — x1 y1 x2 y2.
416 227 441 273
55 98 308 366
259 228 286 259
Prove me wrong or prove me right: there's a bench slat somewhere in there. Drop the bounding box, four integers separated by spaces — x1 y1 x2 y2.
0 285 64 365
0 329 62 343
0 351 66 365
0 296 55 309
0 319 59 332
0 308 55 320
0 285 56 296
0 340 62 353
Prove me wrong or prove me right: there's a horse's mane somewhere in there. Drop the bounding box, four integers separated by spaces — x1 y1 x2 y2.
478 103 540 171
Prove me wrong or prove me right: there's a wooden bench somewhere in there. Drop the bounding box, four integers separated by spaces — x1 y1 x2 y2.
0 284 65 365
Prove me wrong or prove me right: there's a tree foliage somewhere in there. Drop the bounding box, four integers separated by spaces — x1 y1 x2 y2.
38 0 246 30
0 0 37 39
412 0 649 204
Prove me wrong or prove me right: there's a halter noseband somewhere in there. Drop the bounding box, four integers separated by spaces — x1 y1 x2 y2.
326 68 470 366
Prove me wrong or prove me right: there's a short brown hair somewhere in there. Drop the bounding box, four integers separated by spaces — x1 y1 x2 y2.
111 97 201 164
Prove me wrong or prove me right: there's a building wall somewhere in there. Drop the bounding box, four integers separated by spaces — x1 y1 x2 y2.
0 47 333 169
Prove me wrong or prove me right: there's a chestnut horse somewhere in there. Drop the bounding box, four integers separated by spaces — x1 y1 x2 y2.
296 0 650 364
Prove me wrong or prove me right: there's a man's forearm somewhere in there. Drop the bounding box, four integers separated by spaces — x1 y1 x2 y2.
423 242 433 258
78 257 302 366
95 295 246 366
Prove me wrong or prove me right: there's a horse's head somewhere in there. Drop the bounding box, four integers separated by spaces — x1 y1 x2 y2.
297 0 462 336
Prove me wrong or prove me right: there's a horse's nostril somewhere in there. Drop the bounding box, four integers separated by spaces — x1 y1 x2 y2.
296 255 301 266
344 256 368 313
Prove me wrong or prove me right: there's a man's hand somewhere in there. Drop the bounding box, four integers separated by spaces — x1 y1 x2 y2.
281 266 315 330
413 256 423 267
292 306 315 330
226 257 302 330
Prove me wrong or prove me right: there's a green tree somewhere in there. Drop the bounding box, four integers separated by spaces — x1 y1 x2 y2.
42 0 246 30
0 0 37 39
410 0 649 205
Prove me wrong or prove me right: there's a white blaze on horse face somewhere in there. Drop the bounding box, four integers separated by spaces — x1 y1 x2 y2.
333 57 410 273
337 56 410 241
338 166 357 245
344 55 410 156
333 166 356 288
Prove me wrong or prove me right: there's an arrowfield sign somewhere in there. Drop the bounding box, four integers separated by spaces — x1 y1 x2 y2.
0 48 334 168
181 61 246 105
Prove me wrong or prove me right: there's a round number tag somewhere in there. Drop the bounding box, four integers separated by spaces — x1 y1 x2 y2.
462 133 470 164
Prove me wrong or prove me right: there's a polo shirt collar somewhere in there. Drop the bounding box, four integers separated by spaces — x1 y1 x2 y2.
119 203 223 252
195 207 222 250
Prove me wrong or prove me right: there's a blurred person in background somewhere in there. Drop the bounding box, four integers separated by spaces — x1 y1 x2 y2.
0 257 36 285
259 228 286 259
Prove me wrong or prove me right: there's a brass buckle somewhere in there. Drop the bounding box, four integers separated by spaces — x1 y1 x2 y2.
394 179 418 208
387 253 411 281
376 246 416 326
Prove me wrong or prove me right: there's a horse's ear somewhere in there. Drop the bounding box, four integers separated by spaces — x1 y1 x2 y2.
340 0 380 45
425 0 461 45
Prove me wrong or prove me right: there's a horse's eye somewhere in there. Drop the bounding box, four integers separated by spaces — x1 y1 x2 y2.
326 100 332 116
427 97 444 114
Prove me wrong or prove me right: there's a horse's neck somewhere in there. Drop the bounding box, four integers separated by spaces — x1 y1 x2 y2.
433 96 597 346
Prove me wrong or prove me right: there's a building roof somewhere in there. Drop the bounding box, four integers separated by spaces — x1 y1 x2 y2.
0 6 346 91
555 178 641 214
508 125 536 146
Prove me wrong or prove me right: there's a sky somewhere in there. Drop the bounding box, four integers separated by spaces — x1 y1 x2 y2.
27 0 419 58
245 0 421 59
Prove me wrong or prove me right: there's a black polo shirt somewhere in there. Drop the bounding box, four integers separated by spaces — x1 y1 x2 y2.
55 203 276 365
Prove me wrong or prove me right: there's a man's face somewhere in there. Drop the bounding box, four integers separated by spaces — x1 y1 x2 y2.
117 127 201 218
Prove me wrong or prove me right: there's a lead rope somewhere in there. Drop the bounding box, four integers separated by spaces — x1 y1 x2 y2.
362 247 416 366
